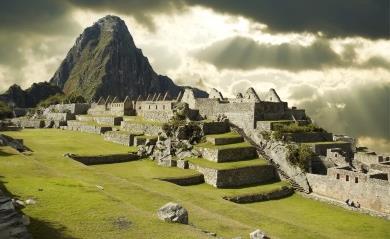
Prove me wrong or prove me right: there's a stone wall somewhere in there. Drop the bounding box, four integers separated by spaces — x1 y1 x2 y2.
103 131 137 146
46 112 75 121
136 101 176 122
121 121 162 135
200 121 229 135
307 171 390 214
189 163 276 188
52 103 90 114
64 124 112 134
310 142 352 156
197 146 257 162
69 153 139 165
94 116 123 126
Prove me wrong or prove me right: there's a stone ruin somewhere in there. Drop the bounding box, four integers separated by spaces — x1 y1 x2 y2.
5 86 390 216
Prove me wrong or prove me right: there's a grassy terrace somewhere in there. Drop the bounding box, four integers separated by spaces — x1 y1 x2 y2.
187 157 268 170
195 141 252 149
0 129 389 238
206 131 241 139
123 116 164 126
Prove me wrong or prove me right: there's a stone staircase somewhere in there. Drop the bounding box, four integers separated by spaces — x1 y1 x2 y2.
230 124 306 193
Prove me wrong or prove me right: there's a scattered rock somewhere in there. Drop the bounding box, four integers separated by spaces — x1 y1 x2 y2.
12 199 26 209
25 198 36 205
96 185 104 190
157 202 188 224
250 229 269 239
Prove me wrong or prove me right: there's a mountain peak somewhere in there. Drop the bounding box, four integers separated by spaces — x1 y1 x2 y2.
95 15 127 32
49 15 191 101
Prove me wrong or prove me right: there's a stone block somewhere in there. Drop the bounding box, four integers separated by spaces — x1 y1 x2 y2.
176 160 189 169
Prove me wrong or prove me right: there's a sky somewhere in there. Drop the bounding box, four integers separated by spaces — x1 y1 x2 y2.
0 0 389 153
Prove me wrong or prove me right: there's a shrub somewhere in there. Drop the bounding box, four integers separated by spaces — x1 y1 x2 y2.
273 122 324 134
0 101 12 119
286 144 314 172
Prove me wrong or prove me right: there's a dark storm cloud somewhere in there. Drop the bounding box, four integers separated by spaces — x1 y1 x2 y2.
0 0 78 35
68 0 186 30
186 0 389 39
195 36 390 71
290 83 390 141
195 37 344 71
0 0 81 69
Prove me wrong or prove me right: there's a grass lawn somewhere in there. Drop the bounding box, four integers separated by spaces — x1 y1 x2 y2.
187 157 268 170
0 129 389 239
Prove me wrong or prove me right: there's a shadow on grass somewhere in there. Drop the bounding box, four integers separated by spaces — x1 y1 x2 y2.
29 218 80 239
0 176 80 239
0 149 14 157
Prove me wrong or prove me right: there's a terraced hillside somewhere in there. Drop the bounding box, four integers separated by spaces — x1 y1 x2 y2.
0 129 389 238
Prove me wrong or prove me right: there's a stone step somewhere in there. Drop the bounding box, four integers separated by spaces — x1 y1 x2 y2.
187 158 277 188
195 142 257 162
205 132 244 145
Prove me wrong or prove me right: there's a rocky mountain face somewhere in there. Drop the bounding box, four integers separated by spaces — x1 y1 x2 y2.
0 83 62 108
50 15 206 101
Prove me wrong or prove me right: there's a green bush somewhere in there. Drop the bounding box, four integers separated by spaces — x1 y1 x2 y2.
260 131 271 140
0 101 12 119
286 144 314 172
273 122 324 134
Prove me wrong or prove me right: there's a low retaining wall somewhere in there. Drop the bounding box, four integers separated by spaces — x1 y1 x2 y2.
64 125 112 134
158 174 205 186
121 121 162 135
103 131 137 146
223 186 294 203
189 163 277 188
198 146 257 162
69 153 139 165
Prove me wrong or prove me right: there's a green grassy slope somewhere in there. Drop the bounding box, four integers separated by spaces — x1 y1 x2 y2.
0 129 389 239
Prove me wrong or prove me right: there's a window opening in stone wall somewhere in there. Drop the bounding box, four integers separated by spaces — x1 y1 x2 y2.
355 177 358 183
346 175 349 181
336 174 340 179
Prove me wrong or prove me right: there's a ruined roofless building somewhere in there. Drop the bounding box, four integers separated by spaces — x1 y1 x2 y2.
180 87 307 132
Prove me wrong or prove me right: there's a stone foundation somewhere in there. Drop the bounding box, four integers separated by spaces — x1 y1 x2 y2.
64 124 112 134
201 122 229 135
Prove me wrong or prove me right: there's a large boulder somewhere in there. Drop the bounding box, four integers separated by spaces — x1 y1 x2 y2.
157 202 188 224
